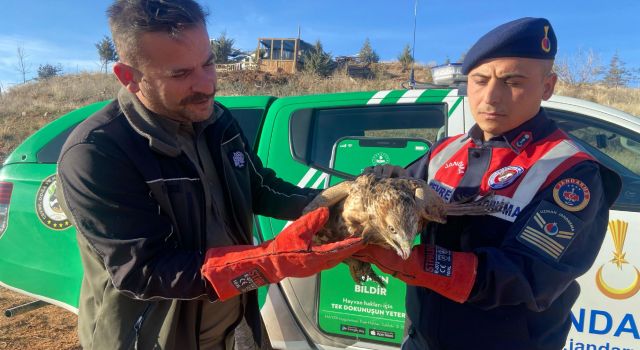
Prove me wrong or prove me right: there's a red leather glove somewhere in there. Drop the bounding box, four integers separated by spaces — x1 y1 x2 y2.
354 244 478 303
201 207 365 301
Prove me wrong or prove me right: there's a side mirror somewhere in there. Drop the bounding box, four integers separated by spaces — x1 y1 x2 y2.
596 134 608 149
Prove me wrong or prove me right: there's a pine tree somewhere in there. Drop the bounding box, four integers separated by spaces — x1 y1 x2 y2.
211 32 236 64
302 40 334 76
95 36 118 73
398 44 414 72
603 52 631 88
358 38 379 65
37 64 63 80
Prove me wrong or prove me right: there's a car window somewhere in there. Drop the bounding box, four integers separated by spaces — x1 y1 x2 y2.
229 109 264 148
35 108 264 164
290 104 447 170
547 108 640 212
37 124 79 163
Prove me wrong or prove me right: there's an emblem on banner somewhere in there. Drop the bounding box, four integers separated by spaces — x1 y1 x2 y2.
371 152 391 166
595 220 640 300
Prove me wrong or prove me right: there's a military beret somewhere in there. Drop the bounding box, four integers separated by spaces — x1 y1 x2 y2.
462 17 557 74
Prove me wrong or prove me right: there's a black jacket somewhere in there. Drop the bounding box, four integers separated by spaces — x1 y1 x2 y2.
403 110 621 350
58 98 316 349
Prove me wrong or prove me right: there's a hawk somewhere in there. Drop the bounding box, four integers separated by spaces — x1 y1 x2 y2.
303 173 498 285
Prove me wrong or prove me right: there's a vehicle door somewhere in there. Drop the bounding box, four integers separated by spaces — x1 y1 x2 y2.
542 97 640 349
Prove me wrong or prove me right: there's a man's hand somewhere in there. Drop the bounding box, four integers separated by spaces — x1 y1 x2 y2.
362 164 408 178
354 244 477 303
201 207 365 301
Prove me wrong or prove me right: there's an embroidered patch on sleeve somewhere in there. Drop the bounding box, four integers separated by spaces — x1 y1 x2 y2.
516 200 583 261
552 178 590 212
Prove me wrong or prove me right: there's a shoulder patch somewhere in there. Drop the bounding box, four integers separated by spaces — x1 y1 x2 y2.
516 200 582 261
552 178 590 212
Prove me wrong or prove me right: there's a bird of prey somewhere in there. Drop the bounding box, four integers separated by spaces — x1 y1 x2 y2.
303 173 498 286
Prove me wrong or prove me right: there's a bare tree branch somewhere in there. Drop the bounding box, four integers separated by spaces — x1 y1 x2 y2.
15 44 32 84
554 48 603 86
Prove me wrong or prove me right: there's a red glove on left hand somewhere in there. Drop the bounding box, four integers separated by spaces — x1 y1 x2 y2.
201 207 365 301
354 244 477 303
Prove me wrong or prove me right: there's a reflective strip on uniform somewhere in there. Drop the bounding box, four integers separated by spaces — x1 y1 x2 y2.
427 135 468 183
511 140 580 205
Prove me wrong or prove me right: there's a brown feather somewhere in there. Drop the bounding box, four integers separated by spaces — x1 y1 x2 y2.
304 173 497 286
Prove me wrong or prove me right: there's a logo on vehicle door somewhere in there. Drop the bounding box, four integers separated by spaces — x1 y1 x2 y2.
36 175 72 230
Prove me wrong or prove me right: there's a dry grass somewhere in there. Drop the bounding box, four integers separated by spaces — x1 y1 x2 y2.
1 63 638 161
0 73 119 160
555 82 640 116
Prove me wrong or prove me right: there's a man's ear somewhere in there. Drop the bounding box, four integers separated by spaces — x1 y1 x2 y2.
113 62 140 93
542 72 557 101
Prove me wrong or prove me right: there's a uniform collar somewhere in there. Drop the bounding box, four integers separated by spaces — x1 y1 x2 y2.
466 108 554 154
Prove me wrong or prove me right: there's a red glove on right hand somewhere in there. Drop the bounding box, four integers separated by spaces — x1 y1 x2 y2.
354 244 477 303
201 208 365 301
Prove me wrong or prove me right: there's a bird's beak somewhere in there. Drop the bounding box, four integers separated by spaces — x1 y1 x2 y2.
393 240 412 260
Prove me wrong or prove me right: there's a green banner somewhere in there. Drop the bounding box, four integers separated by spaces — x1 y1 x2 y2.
317 264 408 344
316 136 430 344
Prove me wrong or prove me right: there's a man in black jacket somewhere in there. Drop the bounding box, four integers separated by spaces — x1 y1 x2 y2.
57 1 363 349
357 18 621 350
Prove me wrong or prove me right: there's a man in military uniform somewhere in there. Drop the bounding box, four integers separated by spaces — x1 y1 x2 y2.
357 17 621 349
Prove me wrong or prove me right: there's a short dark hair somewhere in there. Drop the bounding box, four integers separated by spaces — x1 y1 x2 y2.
107 0 208 64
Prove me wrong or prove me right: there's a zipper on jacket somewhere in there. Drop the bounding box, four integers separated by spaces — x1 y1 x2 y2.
132 304 153 350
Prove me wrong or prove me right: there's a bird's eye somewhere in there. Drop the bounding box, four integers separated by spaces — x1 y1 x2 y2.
388 225 396 234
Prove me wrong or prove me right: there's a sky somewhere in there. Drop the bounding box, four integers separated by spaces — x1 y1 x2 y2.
1 0 639 88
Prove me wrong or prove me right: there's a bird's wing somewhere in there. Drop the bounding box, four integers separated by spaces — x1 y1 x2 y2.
409 178 448 224
303 180 353 214
444 192 501 216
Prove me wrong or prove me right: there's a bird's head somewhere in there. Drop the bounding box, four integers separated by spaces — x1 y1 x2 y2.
369 187 420 260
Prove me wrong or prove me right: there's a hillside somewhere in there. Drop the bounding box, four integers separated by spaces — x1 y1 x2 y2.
0 63 638 162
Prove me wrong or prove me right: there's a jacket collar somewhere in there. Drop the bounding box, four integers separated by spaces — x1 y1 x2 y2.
466 108 555 154
117 88 220 157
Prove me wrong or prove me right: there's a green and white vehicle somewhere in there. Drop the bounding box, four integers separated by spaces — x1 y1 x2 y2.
1 77 639 349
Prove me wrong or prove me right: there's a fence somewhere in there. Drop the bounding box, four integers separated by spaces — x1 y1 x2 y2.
215 62 258 72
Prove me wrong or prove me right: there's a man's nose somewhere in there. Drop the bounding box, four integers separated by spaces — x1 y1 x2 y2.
192 68 216 94
483 79 502 105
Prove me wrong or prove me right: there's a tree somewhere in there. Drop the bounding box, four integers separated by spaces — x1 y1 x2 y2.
358 38 379 65
398 44 414 72
95 36 118 73
302 40 334 76
554 48 602 86
211 32 236 64
37 63 63 80
15 45 31 83
602 52 632 88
